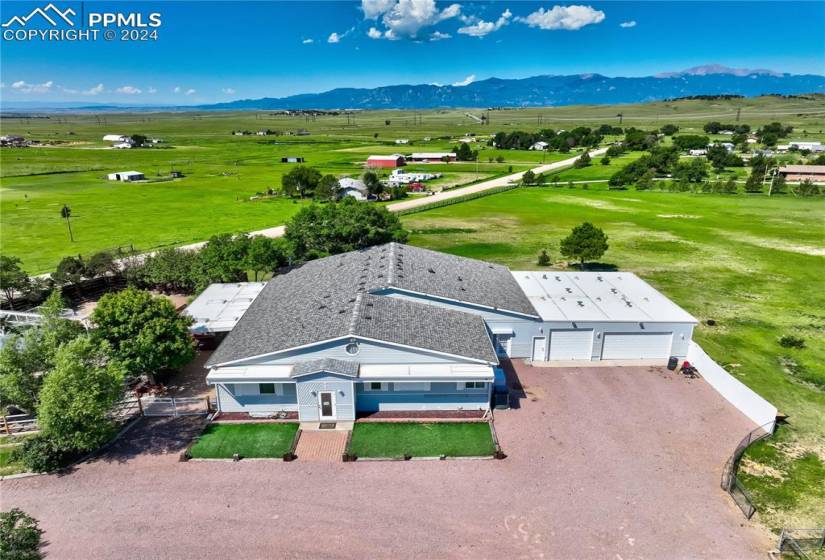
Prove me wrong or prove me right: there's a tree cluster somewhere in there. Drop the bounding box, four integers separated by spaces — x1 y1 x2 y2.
703 122 750 135
490 127 602 151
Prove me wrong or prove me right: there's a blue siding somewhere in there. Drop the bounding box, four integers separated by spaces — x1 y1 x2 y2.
217 383 298 413
355 381 490 412
296 375 355 421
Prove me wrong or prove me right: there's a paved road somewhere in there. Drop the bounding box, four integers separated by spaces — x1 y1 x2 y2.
2 364 769 559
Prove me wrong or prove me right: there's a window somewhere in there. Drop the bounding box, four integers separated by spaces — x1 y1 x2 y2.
363 382 387 391
395 382 430 392
259 383 275 394
460 381 485 390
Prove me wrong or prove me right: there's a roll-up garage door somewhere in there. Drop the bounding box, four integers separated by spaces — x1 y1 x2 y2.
601 333 672 360
548 330 593 361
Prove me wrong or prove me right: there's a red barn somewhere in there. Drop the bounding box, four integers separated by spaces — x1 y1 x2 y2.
366 154 406 168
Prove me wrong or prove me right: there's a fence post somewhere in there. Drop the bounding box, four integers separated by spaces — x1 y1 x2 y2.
137 395 144 416
1 415 9 435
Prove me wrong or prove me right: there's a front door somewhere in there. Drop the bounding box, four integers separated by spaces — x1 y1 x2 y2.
319 391 335 420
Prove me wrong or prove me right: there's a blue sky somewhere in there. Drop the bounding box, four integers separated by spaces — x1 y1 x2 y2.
1 0 824 104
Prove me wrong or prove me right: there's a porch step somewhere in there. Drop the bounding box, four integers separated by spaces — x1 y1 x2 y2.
294 430 349 462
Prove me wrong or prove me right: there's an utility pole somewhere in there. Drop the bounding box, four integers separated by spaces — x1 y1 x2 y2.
736 108 741 122
61 204 74 242
617 113 623 125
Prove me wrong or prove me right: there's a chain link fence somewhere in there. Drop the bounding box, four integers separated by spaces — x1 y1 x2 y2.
720 422 774 519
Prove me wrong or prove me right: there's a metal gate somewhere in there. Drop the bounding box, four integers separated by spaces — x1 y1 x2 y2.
141 396 209 417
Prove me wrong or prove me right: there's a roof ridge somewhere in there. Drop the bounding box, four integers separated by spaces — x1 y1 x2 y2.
386 242 397 286
348 292 364 335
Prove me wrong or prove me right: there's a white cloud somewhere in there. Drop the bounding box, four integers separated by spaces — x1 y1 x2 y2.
116 85 142 95
59 86 79 94
222 87 236 94
362 0 395 19
185 89 196 96
516 5 605 31
302 38 314 44
363 0 462 40
367 27 383 39
173 86 181 94
430 30 451 41
458 9 511 37
11 80 54 93
452 74 475 87
328 32 341 43
147 87 158 94
82 83 104 95
619 20 636 28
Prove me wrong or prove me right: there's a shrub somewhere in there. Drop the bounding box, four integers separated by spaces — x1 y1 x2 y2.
778 335 805 349
12 434 76 473
537 250 551 266
0 508 43 560
600 156 610 165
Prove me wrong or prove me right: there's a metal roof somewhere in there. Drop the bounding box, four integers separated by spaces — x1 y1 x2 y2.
185 282 267 333
512 271 697 323
410 152 456 158
778 165 825 173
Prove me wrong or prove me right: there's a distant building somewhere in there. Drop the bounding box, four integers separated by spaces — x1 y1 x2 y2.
789 141 825 153
338 177 368 201
689 149 707 156
256 131 268 136
387 169 440 185
281 157 305 163
112 142 133 149
530 141 549 151
395 138 409 145
103 134 131 143
777 165 825 183
170 170 184 178
366 154 406 168
0 135 25 147
409 152 456 163
107 171 145 182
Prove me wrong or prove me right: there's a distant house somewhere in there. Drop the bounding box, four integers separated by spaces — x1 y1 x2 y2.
409 152 456 163
338 177 369 201
777 165 825 183
395 138 409 145
775 144 791 153
530 141 549 151
113 142 133 149
107 171 145 182
103 134 131 143
0 135 25 147
256 131 268 136
387 169 440 185
366 154 406 168
281 156 305 163
170 170 184 178
789 141 825 153
689 149 707 156
708 142 734 152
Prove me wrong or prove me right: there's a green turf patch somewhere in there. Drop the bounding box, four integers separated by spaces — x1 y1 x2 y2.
348 422 495 458
0 445 27 476
188 423 299 459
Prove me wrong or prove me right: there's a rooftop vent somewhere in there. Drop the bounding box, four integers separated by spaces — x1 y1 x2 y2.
597 276 603 281
542 274 547 279
610 288 618 294
565 287 572 293
428 268 435 274
625 301 633 307
577 301 584 307
555 276 561 281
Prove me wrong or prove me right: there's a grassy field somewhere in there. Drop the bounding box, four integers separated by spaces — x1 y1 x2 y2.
188 423 299 459
403 186 825 529
3 95 824 273
348 422 495 458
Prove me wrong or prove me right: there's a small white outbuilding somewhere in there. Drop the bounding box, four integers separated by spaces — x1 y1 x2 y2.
107 171 145 182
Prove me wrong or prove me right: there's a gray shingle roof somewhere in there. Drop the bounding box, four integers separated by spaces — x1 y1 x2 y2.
292 358 359 377
206 243 527 367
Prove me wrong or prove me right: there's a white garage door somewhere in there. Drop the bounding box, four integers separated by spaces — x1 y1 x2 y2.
549 330 593 361
601 333 673 360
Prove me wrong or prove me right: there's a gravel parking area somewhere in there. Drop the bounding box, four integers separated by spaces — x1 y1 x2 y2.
1 363 769 559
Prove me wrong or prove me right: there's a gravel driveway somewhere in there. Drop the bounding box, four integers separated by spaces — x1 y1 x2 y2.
1 363 769 559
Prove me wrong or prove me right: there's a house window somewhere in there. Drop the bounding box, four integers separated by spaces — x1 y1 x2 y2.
460 381 485 390
395 382 431 392
363 382 387 391
259 383 276 394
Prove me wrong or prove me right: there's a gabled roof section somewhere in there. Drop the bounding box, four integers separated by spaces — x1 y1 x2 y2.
206 243 518 367
291 358 359 378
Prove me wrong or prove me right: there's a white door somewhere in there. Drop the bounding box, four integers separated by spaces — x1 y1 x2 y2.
601 333 672 360
549 330 593 361
531 337 547 361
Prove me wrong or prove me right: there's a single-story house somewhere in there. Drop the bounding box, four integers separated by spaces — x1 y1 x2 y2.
409 152 456 163
788 141 825 153
0 135 25 147
202 244 697 420
281 156 305 163
777 165 825 183
107 171 145 182
395 139 409 145
366 154 406 168
530 141 549 151
338 177 368 201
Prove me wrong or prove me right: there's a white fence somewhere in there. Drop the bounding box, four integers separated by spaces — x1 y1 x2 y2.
141 396 210 417
1 414 38 436
687 341 778 432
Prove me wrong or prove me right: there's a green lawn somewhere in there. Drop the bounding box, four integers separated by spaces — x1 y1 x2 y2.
188 423 299 459
348 422 496 458
0 444 27 476
403 187 825 528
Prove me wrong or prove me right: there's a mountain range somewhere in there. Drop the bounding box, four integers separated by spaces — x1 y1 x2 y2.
2 65 823 112
199 65 824 111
